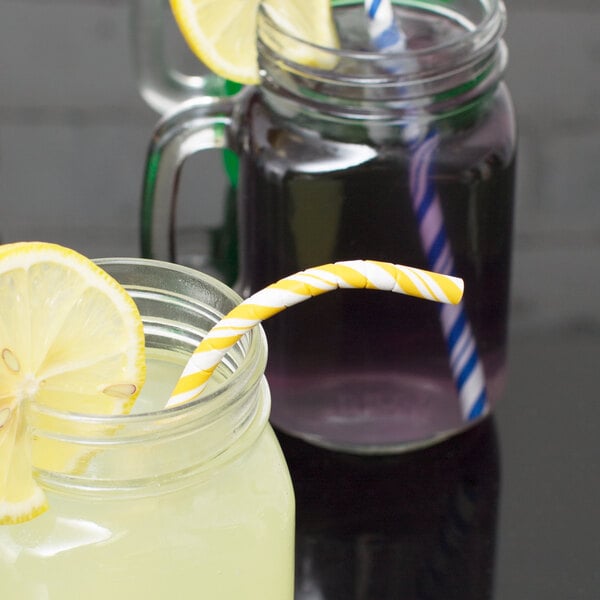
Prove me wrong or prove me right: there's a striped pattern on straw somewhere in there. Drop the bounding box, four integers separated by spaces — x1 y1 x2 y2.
365 0 407 51
365 0 489 420
410 131 488 420
166 260 463 408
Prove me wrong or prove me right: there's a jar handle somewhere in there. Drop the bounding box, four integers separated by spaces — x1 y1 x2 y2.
130 0 231 113
140 97 239 262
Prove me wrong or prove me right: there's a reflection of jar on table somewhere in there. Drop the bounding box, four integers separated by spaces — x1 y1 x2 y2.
279 418 500 599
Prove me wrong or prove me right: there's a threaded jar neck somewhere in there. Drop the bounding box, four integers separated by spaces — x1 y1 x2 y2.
30 259 269 495
257 0 507 121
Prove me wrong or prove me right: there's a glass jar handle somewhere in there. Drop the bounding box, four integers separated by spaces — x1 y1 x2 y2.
140 97 238 262
130 0 230 114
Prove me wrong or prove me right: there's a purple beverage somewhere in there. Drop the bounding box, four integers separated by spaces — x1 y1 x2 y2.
238 96 514 451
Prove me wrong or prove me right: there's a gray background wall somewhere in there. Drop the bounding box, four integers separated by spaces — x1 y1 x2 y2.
0 1 598 596
2 0 598 331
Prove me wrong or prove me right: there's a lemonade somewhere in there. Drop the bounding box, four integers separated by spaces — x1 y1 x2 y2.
0 255 295 599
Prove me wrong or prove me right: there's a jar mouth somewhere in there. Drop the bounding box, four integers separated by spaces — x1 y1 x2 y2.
259 0 505 63
25 258 271 489
29 259 267 429
257 0 507 116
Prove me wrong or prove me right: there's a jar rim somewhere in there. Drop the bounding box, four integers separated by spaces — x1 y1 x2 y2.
28 258 268 429
257 0 507 116
257 0 506 69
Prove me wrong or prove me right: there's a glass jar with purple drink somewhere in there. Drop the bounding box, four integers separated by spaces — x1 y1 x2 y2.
142 0 516 453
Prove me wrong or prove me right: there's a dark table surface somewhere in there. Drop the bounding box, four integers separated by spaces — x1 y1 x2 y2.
1 2 598 596
274 323 600 599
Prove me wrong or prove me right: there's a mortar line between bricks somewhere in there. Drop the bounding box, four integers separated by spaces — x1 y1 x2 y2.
0 107 152 127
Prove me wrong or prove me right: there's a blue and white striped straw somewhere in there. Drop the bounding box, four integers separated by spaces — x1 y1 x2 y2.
364 0 488 420
365 0 407 52
409 132 488 419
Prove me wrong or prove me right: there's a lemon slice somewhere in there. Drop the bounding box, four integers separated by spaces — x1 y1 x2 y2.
169 0 339 85
0 242 145 525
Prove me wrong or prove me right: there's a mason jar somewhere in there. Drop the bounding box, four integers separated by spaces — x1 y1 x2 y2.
0 259 295 599
141 0 517 453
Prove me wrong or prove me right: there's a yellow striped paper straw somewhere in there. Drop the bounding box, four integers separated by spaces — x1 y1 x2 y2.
166 260 464 408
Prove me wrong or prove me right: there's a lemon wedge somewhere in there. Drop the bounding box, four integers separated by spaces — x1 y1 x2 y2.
0 242 145 525
169 0 339 85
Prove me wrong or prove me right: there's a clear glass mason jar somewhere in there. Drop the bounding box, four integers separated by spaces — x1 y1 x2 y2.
0 259 295 600
141 0 517 453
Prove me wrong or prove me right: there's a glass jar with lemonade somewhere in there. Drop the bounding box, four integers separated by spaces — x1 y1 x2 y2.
0 244 294 599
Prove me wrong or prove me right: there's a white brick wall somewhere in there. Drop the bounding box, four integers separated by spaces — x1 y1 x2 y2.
503 4 600 330
0 0 152 256
505 8 600 234
1 1 139 111
1 0 599 329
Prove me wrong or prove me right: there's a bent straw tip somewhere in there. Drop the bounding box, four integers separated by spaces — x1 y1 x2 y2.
446 274 464 304
402 264 464 305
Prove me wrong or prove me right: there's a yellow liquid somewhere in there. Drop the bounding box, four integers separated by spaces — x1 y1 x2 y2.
0 353 295 599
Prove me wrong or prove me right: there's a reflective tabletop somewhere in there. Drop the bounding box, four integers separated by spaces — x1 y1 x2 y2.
276 324 600 599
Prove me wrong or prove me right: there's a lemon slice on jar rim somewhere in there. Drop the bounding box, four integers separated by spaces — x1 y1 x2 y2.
0 242 146 525
169 0 340 85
